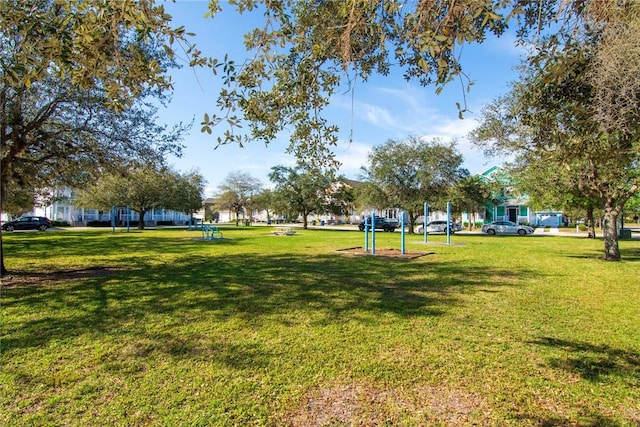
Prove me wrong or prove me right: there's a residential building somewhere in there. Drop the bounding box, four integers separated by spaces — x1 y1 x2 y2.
462 166 562 226
23 188 194 226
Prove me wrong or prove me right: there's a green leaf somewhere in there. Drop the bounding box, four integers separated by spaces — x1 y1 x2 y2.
418 57 429 73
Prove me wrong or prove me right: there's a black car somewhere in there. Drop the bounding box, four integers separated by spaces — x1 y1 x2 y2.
2 216 52 232
358 216 399 232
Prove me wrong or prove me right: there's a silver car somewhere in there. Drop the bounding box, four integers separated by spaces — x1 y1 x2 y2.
481 221 534 236
416 220 460 234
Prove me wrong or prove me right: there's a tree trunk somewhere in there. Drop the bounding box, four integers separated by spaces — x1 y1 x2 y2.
586 207 596 239
302 213 308 229
138 210 146 230
0 188 7 275
0 231 7 276
602 206 621 261
409 212 418 234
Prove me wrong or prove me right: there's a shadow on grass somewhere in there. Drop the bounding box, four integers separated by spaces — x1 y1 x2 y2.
620 245 640 261
2 250 529 356
513 338 640 426
514 409 632 427
1 228 245 261
531 337 640 382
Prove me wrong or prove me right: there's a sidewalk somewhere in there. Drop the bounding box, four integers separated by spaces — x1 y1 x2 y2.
533 227 640 239
533 227 584 237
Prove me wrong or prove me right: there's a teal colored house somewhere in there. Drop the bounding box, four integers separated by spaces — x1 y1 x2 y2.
462 166 538 226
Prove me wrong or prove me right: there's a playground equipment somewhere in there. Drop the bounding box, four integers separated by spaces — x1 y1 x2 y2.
423 202 453 245
111 206 131 233
364 212 407 255
363 202 455 255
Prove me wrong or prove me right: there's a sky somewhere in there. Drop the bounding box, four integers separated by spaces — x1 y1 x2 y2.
158 1 526 197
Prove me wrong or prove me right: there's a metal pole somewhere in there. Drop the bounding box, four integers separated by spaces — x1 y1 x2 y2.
364 215 369 252
371 213 376 255
424 203 429 243
401 211 405 254
111 206 116 233
447 201 451 245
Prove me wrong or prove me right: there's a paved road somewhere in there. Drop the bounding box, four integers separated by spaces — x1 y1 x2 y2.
532 226 639 239
18 222 638 239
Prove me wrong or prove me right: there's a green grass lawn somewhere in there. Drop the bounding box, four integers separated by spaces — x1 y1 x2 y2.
1 227 639 426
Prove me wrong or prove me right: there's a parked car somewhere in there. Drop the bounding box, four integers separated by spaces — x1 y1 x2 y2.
481 221 534 236
416 220 461 234
2 216 52 232
358 216 399 232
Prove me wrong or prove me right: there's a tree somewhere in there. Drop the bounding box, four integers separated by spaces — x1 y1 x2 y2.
75 165 190 230
361 136 467 233
250 189 274 223
0 79 187 274
353 181 391 214
1 1 193 201
1 0 199 108
215 171 263 226
1 79 187 193
530 2 640 137
200 2 623 159
165 170 207 224
472 18 640 260
448 175 491 230
269 164 333 229
201 0 511 167
1 0 197 274
625 194 640 223
325 178 357 222
507 158 601 238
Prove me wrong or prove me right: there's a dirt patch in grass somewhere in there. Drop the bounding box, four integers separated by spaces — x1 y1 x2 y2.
623 406 640 425
284 382 490 426
335 247 434 259
1 266 122 288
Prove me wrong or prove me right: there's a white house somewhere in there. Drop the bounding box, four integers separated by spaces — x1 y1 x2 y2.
27 188 193 226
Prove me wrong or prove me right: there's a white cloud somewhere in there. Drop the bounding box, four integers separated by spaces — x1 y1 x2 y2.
360 103 396 129
329 82 504 177
335 139 371 179
483 29 530 59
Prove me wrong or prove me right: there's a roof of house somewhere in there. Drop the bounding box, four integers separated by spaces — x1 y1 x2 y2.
481 166 501 177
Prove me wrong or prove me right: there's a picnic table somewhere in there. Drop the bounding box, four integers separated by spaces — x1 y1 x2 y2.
273 227 296 236
202 225 223 240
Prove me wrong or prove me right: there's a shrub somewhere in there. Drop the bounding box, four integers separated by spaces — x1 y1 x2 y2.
86 220 112 227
